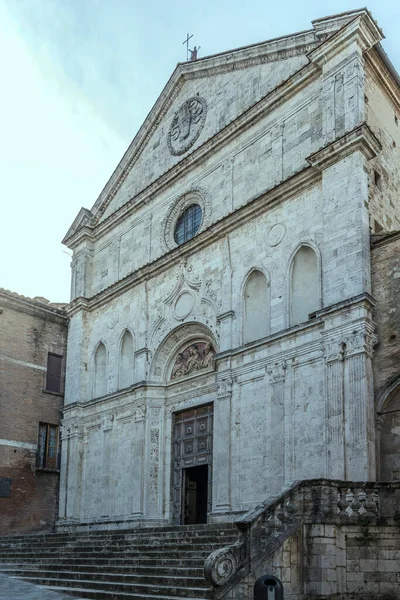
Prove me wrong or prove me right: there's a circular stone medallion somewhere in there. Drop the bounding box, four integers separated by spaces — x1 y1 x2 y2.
268 223 286 247
168 97 207 156
174 291 195 320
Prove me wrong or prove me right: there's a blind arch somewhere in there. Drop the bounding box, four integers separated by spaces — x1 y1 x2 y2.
243 269 270 344
290 245 320 326
94 342 107 398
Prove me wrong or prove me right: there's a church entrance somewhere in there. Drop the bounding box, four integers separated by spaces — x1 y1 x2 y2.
183 465 208 524
172 404 213 525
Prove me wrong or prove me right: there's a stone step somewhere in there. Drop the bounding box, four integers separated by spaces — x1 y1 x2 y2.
0 563 204 577
0 538 237 553
0 523 235 599
1 556 207 567
0 523 236 542
15 575 209 598
0 549 213 561
45 586 206 600
0 568 205 587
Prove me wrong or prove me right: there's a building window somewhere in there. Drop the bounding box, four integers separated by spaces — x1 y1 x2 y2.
174 204 202 245
37 423 60 470
45 353 63 393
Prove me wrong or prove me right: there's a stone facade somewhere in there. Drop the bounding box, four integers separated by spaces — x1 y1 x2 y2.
371 232 400 483
0 289 67 535
59 9 400 536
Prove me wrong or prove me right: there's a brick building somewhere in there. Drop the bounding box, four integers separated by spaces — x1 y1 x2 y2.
0 289 67 535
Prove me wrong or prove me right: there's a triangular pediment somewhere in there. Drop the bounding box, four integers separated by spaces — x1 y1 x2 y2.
62 208 94 246
65 9 382 235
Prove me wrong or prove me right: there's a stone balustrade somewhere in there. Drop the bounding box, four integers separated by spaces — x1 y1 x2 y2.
204 479 400 597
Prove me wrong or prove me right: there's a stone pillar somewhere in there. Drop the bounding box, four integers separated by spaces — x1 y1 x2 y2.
64 422 83 521
134 348 149 382
212 377 233 514
132 406 146 519
144 405 163 520
101 415 114 518
344 328 376 480
58 425 69 521
266 361 286 492
323 336 346 479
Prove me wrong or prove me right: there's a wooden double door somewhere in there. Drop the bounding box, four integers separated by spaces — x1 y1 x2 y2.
172 404 213 525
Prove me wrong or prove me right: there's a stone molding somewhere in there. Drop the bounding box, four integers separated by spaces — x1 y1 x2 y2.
307 11 383 67
160 187 211 252
149 321 218 381
66 166 320 314
307 123 381 171
365 47 400 112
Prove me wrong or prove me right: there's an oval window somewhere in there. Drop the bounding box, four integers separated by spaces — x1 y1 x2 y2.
174 204 202 245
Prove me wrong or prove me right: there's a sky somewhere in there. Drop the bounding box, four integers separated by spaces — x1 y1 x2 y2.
0 0 399 303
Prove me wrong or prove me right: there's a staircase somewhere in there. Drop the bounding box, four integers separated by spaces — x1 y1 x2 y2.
0 524 238 600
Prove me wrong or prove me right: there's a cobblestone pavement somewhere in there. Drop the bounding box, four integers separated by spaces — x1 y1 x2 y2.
0 573 86 599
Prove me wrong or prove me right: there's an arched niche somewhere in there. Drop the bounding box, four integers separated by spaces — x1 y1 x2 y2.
93 342 107 398
243 269 269 344
290 244 321 326
118 330 134 390
379 383 400 481
149 322 218 383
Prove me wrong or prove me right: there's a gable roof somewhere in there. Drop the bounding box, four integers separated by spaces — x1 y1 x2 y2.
63 8 385 247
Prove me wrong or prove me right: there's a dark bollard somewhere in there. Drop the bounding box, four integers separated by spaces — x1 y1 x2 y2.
254 575 284 600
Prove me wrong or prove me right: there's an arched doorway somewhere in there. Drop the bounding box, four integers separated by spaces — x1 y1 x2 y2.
379 383 400 481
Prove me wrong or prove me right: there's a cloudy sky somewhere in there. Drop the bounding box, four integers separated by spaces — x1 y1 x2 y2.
1 0 399 302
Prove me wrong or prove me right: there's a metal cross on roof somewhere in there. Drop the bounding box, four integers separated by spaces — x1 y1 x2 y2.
182 33 193 61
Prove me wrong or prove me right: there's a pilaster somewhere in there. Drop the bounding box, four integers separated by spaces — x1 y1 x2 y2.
212 376 233 514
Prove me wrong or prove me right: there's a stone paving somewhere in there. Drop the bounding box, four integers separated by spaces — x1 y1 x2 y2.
0 573 85 600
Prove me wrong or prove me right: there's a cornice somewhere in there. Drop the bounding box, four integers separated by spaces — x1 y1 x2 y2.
308 12 383 68
64 60 320 252
365 45 400 112
0 289 67 323
371 229 400 249
307 123 381 170
66 165 320 316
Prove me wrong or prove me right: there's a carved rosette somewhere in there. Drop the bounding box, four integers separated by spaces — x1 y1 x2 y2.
167 97 207 155
266 361 286 384
204 546 238 587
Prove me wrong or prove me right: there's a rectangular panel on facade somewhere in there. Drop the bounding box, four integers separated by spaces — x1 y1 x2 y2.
0 477 12 498
46 353 63 393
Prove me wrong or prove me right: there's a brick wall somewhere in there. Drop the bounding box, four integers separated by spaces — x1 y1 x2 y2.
0 290 67 535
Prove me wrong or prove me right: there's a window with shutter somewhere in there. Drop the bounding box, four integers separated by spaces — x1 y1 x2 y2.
37 423 60 470
45 353 63 393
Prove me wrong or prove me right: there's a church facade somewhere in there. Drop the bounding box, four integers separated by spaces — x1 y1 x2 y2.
58 9 400 531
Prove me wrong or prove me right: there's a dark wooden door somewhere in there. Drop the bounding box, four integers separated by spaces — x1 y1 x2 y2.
172 404 213 524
